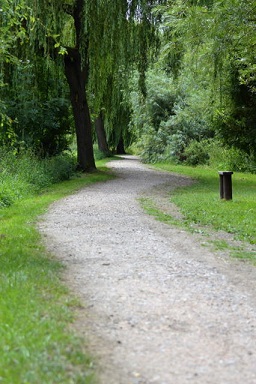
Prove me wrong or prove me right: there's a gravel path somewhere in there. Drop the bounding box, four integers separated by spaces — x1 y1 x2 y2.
39 156 256 384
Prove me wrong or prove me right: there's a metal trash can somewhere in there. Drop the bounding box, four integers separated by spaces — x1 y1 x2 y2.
218 171 233 200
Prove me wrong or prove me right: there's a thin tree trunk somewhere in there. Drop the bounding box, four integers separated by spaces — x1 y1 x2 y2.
95 112 110 155
64 48 96 171
116 136 126 154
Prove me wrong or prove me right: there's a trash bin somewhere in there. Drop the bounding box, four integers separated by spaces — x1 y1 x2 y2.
218 171 233 200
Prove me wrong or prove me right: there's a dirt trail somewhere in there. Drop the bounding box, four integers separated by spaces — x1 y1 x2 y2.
38 156 256 384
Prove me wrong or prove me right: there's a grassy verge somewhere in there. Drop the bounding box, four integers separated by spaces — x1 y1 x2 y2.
0 158 114 383
149 162 256 262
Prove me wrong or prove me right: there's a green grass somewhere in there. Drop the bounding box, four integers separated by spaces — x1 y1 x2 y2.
139 197 180 227
0 150 77 208
149 162 256 261
0 158 114 383
1 153 255 381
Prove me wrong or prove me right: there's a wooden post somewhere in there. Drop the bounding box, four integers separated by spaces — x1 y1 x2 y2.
218 171 233 200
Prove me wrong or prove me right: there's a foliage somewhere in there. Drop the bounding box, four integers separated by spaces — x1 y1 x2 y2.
214 68 256 157
1 0 167 169
208 141 256 174
183 140 210 166
129 67 215 163
5 97 72 156
0 1 29 65
99 69 134 151
1 0 256 171
0 0 30 135
130 0 256 171
129 69 177 162
0 148 76 208
0 42 71 154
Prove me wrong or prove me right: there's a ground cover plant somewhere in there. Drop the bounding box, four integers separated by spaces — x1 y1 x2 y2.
151 163 256 261
0 152 113 383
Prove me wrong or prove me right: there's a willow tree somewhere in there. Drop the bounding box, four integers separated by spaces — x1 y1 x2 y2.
0 0 28 131
150 0 256 162
26 0 163 171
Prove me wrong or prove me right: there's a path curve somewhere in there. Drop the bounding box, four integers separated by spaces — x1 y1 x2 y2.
39 156 256 384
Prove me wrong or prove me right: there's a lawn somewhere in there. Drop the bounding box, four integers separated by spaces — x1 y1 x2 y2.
0 159 113 383
150 163 256 261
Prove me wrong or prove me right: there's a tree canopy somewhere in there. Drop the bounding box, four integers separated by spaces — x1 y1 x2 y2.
128 0 256 170
1 0 165 169
1 0 255 172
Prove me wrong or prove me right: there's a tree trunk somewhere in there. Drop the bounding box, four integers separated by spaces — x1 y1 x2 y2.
116 136 126 154
64 48 96 172
95 112 110 155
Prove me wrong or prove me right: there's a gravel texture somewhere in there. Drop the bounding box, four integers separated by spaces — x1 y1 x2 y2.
38 156 256 384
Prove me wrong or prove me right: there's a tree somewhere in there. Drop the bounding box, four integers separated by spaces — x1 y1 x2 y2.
95 69 133 154
95 111 110 156
0 0 31 146
146 0 256 163
24 0 164 170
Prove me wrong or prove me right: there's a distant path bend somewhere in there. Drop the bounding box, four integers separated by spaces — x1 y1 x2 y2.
39 155 256 384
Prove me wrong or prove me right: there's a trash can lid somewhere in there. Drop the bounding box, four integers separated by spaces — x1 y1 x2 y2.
218 171 233 175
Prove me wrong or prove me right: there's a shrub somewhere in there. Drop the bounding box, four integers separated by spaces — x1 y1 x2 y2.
45 154 77 183
207 140 256 173
184 140 210 166
0 148 76 208
6 98 72 156
138 127 170 163
165 132 188 163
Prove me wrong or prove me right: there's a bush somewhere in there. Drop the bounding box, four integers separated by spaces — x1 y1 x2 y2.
184 140 210 166
0 148 76 208
165 132 188 163
129 69 214 164
44 154 77 183
207 140 256 173
138 127 170 163
6 98 72 156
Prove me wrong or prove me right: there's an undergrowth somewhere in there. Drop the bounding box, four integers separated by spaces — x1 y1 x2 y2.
0 148 77 208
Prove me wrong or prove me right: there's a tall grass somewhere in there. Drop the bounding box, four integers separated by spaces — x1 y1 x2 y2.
0 149 114 383
0 148 76 208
